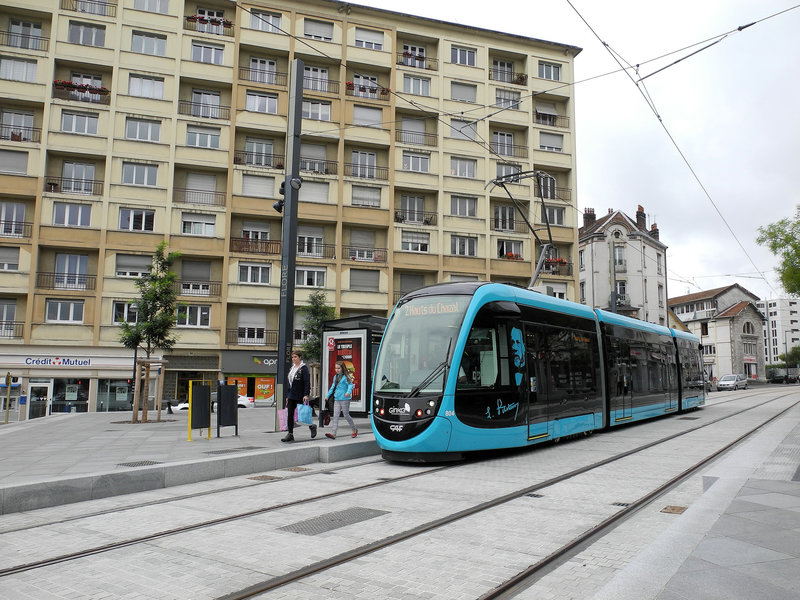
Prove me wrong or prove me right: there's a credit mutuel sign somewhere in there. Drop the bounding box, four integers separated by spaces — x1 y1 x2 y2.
1 354 134 368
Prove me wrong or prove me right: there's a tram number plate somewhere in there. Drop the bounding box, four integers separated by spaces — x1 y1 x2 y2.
445 410 455 417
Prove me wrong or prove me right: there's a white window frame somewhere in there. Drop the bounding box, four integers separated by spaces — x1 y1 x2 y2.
403 74 430 96
0 247 19 270
494 205 516 231
304 19 333 42
0 56 37 82
296 267 326 287
450 119 477 140
540 132 564 152
250 9 281 32
238 262 270 285
538 61 561 81
351 185 380 207
246 91 278 114
61 111 98 135
119 207 154 232
129 74 164 99
497 163 522 182
134 0 169 14
176 305 210 328
115 254 151 277
302 99 331 121
401 231 429 253
492 59 513 83
450 157 476 178
46 299 84 323
450 82 477 103
0 201 25 237
451 45 476 66
451 235 477 257
122 162 157 187
451 195 476 217
181 213 215 236
495 89 521 110
53 202 90 227
353 105 382 128
402 151 429 173
131 31 166 56
542 204 565 226
497 239 522 258
68 21 105 47
192 41 224 65
125 117 160 142
186 125 220 149
113 301 139 323
354 27 383 50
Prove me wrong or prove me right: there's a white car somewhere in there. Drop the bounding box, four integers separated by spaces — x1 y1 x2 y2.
175 395 255 410
716 374 748 391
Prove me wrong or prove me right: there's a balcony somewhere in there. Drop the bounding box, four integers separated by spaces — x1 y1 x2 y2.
343 163 388 180
492 219 529 234
238 67 287 88
299 157 337 175
297 243 336 260
535 113 570 128
173 188 226 207
344 245 388 264
0 220 32 238
0 125 42 143
37 272 96 290
395 53 438 71
233 151 284 169
345 85 391 102
229 237 281 255
44 176 103 195
226 328 278 347
178 100 230 120
614 260 626 273
395 129 437 147
60 0 117 17
491 142 528 158
0 321 23 339
534 186 572 202
542 260 573 276
0 30 49 52
489 69 528 86
303 77 340 94
394 210 436 226
174 279 222 297
184 15 234 37
52 83 111 106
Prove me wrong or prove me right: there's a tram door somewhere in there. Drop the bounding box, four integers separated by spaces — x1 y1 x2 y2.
525 325 550 441
664 346 678 412
28 381 53 419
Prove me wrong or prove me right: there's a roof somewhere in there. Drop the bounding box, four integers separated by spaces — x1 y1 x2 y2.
716 301 765 321
579 210 640 238
668 283 758 306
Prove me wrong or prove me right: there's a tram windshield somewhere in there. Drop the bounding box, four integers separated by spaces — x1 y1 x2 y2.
375 294 470 394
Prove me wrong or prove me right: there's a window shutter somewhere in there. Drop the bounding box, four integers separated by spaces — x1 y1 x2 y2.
116 254 151 271
401 117 425 133
299 181 329 203
353 105 382 127
0 246 19 264
238 307 266 328
355 27 383 45
0 149 28 174
535 102 558 115
540 132 563 148
304 19 333 38
350 268 379 291
186 172 216 191
350 229 374 247
300 143 326 159
242 174 275 197
352 185 380 206
451 82 476 102
298 225 323 238
182 260 211 280
399 272 424 291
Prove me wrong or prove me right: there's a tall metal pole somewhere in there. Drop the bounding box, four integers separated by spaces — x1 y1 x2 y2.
275 59 304 428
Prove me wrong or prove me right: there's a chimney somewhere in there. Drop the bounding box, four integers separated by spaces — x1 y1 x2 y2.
650 222 659 240
636 205 646 230
583 207 596 227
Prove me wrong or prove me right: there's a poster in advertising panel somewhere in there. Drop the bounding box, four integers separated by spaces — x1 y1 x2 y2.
322 330 367 413
227 377 247 397
254 376 275 404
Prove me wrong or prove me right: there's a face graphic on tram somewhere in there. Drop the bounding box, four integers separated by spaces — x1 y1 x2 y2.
510 326 525 386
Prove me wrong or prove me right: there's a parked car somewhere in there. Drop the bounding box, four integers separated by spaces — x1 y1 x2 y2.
716 374 748 391
176 395 255 410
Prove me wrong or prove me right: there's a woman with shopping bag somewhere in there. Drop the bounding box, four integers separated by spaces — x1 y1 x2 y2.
325 360 358 439
281 351 317 442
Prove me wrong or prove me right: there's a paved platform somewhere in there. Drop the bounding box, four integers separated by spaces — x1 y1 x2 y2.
0 407 378 515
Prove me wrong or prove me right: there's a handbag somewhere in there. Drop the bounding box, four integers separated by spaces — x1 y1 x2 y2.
278 408 288 431
296 402 313 426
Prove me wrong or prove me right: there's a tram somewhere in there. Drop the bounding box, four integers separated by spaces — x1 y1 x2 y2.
370 282 705 461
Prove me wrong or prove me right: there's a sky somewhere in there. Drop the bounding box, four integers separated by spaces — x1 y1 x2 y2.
349 0 800 302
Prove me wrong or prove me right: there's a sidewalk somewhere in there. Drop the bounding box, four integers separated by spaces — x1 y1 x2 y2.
0 407 377 515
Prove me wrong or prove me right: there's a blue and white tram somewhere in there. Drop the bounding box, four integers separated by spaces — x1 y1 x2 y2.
370 282 705 461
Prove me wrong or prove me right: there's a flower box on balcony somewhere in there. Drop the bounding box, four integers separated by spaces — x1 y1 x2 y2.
502 253 522 261
187 15 232 27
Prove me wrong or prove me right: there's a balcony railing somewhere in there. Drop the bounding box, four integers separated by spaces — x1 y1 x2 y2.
303 77 340 94
492 219 529 234
174 279 222 297
230 237 281 255
0 30 49 52
299 157 337 175
44 176 103 195
344 246 388 264
394 210 436 226
0 321 23 339
184 15 234 37
233 151 284 169
178 100 230 120
491 142 528 158
343 163 389 180
226 328 278 347
395 129 437 147
535 113 570 128
238 67 287 87
534 186 572 202
489 69 528 86
52 85 111 105
60 0 117 17
173 188 226 207
0 220 32 238
395 53 438 70
614 261 627 273
37 272 97 290
542 261 573 277
297 243 336 260
0 125 41 143
345 86 391 101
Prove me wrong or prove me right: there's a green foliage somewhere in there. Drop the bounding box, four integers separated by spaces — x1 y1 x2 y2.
780 344 800 366
119 242 181 358
299 290 337 364
756 207 800 295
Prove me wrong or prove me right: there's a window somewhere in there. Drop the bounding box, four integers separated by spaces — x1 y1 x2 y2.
0 57 37 82
450 119 477 140
129 74 164 99
350 269 379 291
241 221 269 240
352 185 380 207
540 132 563 152
351 150 377 178
296 267 326 287
537 173 557 199
8 19 42 50
353 105 382 127
0 150 28 174
239 262 270 284
125 118 160 142
613 245 625 267
250 10 281 32
68 22 105 47
299 181 329 203
355 27 383 50
245 138 273 165
251 57 277 84
113 301 139 324
579 282 585 303
403 75 430 96
241 174 275 198
450 157 476 178
401 43 426 67
578 249 585 270
1 109 32 140
743 322 755 335
451 235 477 257
297 226 323 257
61 111 98 135
304 19 333 41
451 82 477 102
402 151 429 173
494 205 515 231
348 229 375 261
61 161 95 194
0 202 25 237
493 131 514 155
352 73 379 98
542 204 565 226
401 231 429 252
134 0 169 13
75 0 112 15
302 99 331 121
46 299 84 323
186 125 219 148
535 102 559 126
400 194 424 223
495 89 521 110
115 253 151 277
657 253 663 274
538 61 561 81
615 280 627 301
303 65 328 91
181 212 215 236
119 208 154 231
246 91 278 114
122 162 157 187
192 41 223 65
176 305 210 327
68 72 105 103
492 59 513 82
0 300 16 335
181 260 211 296
451 45 476 66
0 246 19 270
451 195 476 217
131 31 166 56
497 239 522 258
55 253 88 289
53 202 90 227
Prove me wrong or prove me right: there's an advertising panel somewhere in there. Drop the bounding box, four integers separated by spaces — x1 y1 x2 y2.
322 330 368 413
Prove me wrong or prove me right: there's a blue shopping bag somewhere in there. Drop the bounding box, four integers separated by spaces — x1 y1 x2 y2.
296 402 313 426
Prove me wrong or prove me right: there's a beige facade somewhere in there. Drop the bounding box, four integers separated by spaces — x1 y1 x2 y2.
0 0 580 416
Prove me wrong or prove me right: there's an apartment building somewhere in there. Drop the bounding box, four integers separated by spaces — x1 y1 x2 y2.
755 297 800 366
0 0 581 418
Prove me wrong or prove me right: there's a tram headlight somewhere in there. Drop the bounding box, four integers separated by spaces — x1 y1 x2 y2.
428 400 435 407
379 408 385 416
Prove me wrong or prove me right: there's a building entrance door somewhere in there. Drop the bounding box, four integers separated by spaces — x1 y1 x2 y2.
28 381 53 419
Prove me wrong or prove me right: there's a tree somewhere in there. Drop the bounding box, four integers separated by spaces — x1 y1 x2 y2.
780 344 800 367
119 242 181 422
299 289 337 365
756 207 800 295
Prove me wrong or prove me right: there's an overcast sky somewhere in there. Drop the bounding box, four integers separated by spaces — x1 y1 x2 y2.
350 0 800 301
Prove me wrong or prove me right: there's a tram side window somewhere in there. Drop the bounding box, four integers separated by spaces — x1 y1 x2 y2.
457 327 498 388
544 328 599 404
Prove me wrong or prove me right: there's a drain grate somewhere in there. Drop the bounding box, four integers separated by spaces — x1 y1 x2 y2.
205 446 264 455
612 502 631 507
679 417 700 420
661 505 688 514
279 507 389 536
525 493 544 498
282 466 311 472
117 460 163 467
248 474 282 481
